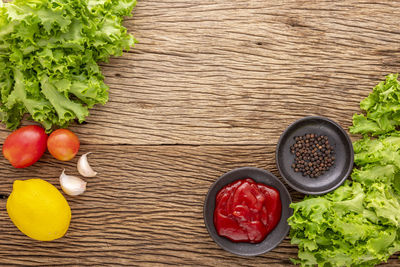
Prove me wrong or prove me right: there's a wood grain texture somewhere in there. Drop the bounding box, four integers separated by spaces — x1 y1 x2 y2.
1 0 400 266
2 1 400 145
0 145 397 266
0 145 294 266
44 0 400 144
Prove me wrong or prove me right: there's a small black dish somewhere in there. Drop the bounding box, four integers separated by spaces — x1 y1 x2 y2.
276 116 354 195
203 167 292 256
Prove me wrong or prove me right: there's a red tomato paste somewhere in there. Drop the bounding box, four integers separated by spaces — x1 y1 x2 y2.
214 178 282 243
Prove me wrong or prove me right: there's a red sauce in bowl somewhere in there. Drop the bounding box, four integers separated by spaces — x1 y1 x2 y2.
214 178 282 243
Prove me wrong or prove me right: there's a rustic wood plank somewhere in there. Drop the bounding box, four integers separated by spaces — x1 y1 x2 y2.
0 145 398 266
1 1 400 144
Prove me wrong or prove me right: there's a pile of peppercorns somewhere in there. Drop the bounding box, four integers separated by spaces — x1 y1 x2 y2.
290 133 335 178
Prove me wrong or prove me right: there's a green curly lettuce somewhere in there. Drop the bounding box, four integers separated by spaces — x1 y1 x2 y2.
350 74 400 136
0 0 136 131
289 180 400 267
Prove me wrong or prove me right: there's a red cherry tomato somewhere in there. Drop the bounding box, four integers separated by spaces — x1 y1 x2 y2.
47 129 80 161
3 125 48 168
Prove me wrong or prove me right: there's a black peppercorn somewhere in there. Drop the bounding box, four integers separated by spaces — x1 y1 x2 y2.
290 133 335 178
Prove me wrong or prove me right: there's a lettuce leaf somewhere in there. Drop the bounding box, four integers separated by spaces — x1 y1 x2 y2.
0 0 136 131
350 74 400 136
289 178 400 266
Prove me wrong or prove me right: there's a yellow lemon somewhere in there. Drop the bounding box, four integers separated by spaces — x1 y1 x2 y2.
7 179 71 241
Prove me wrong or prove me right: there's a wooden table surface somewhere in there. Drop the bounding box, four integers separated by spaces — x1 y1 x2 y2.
1 0 400 266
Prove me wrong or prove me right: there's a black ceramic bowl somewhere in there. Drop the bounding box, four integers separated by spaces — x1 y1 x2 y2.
276 116 354 195
203 167 292 256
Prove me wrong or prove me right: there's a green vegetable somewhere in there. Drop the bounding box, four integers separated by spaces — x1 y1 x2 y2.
350 74 400 136
289 75 400 266
289 180 400 267
0 0 136 131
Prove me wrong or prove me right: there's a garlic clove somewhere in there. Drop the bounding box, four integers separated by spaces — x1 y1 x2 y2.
77 152 97 177
60 169 87 196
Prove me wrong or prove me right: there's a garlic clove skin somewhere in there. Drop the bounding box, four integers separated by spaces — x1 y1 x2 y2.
77 152 97 177
60 169 87 196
